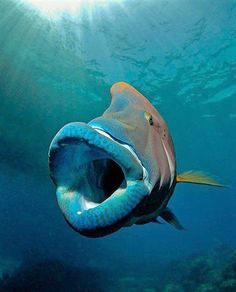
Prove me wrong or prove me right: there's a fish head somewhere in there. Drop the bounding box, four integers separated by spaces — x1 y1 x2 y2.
48 82 176 237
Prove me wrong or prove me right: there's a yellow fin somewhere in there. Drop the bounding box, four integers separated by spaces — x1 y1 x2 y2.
176 171 225 187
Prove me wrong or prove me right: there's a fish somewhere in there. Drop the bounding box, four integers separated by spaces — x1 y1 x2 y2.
48 82 224 237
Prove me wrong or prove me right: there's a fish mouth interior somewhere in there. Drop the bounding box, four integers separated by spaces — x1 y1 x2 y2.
78 157 126 206
50 136 129 213
97 159 126 201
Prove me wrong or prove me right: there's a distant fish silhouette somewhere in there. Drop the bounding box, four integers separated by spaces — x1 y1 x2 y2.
49 82 224 237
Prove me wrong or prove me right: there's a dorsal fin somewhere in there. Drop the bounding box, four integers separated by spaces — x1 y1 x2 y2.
176 171 225 187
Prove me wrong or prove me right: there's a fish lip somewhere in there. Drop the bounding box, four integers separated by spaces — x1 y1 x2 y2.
49 122 150 235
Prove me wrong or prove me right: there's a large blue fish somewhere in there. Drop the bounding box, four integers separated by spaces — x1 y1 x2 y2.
49 82 223 237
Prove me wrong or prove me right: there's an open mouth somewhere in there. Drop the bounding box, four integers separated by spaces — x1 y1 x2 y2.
79 158 126 207
49 122 150 235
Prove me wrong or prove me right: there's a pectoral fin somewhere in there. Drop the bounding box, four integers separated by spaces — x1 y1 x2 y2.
160 208 185 230
152 218 163 224
176 171 225 187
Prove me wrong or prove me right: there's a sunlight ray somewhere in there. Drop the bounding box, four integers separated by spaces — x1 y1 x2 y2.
20 0 123 19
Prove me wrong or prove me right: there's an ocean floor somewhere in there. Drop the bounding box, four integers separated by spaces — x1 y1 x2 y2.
0 246 235 292
0 258 20 280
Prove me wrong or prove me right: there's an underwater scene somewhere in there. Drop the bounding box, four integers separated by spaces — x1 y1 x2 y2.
0 0 236 291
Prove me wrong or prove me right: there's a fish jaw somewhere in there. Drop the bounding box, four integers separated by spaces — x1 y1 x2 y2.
48 122 150 237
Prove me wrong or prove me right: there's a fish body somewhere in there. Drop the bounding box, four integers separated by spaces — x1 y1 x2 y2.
49 82 223 237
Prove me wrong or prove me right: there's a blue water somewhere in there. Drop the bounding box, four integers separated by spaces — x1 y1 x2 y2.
0 0 235 291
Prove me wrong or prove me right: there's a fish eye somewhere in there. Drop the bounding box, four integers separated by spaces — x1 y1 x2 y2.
144 111 154 126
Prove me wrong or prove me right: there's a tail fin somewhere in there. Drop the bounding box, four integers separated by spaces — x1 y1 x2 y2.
176 171 226 187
